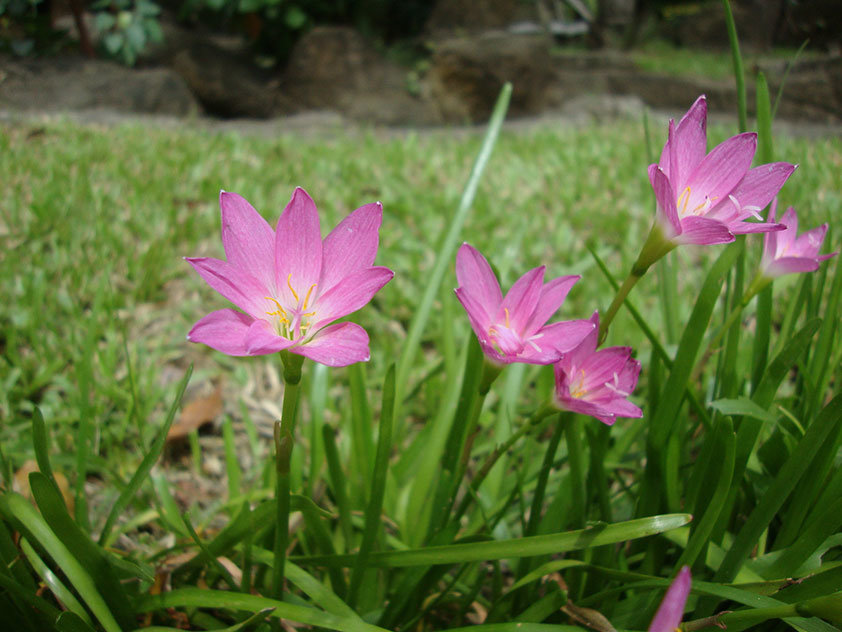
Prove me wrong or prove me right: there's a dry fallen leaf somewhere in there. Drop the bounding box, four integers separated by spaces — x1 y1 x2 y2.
167 386 223 442
13 459 75 514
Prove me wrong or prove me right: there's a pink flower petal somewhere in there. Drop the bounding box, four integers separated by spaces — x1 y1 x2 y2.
320 202 383 294
188 309 254 356
186 257 271 317
793 224 828 257
671 95 708 186
295 322 371 366
729 220 786 235
455 287 494 345
648 566 691 632
500 266 545 332
653 167 681 238
684 133 756 212
275 187 323 305
581 347 634 391
536 319 596 355
673 216 734 246
722 162 796 219
244 320 294 355
765 256 822 277
219 191 276 294
456 243 503 317
563 311 600 369
312 266 394 329
523 275 580 337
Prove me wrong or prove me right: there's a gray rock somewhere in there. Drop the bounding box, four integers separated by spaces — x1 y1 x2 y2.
0 54 198 116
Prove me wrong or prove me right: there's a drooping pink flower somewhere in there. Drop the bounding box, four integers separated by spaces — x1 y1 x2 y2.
760 199 837 279
649 95 795 246
648 566 692 632
454 243 594 365
186 188 393 367
553 312 642 426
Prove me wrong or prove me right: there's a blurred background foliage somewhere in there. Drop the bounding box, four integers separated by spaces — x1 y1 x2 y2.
1 0 840 68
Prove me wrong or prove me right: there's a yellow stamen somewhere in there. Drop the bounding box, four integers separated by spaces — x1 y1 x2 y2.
570 369 587 398
287 273 300 302
504 307 511 328
265 297 290 325
676 186 691 214
302 283 317 310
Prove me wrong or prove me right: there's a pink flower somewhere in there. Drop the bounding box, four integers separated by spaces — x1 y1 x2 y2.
649 95 795 246
186 188 393 367
760 199 837 279
648 566 691 632
454 243 594 365
553 312 642 425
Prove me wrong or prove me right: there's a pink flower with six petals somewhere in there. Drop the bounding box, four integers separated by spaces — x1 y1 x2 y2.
760 199 837 279
553 312 642 426
648 566 691 632
454 243 594 365
648 95 795 248
186 188 393 367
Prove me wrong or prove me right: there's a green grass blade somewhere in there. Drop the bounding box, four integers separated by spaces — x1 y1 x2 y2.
756 71 774 163
323 423 354 548
296 514 690 568
19 537 91 624
55 611 99 632
766 497 842 579
675 416 735 569
222 415 241 503
0 492 122 632
348 362 374 498
348 364 395 607
27 471 134 627
246 548 359 619
181 512 238 589
751 286 773 393
772 40 809 120
651 241 742 448
721 0 747 131
0 571 60 627
807 256 842 417
395 83 512 408
31 407 55 484
134 587 390 632
716 393 842 582
99 365 192 546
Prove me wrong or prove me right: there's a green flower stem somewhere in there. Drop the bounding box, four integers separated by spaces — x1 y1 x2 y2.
272 351 305 599
692 273 771 382
452 402 558 521
601 223 677 344
449 361 503 516
599 271 642 345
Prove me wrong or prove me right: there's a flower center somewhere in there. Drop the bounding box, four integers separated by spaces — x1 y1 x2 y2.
487 308 524 356
569 369 587 399
264 273 318 340
676 186 717 217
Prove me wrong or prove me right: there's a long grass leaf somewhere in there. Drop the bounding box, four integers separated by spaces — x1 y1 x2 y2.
348 364 395 607
99 365 192 545
676 417 735 569
296 514 690 568
0 492 122 632
721 0 747 131
716 394 842 581
395 83 512 408
134 587 389 632
27 471 134 627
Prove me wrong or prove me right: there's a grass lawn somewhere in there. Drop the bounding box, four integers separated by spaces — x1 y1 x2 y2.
3 113 840 484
